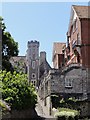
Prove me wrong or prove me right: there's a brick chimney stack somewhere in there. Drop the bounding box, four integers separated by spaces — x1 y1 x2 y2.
40 51 46 65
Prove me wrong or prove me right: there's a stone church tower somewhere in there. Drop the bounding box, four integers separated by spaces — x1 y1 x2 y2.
26 40 39 87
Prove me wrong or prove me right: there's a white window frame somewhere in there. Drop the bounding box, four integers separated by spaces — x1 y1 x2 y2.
65 78 72 88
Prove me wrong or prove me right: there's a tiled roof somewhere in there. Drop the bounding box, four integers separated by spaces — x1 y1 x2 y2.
53 42 66 55
73 5 90 18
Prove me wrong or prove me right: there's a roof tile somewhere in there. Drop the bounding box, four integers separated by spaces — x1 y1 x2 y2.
73 5 90 18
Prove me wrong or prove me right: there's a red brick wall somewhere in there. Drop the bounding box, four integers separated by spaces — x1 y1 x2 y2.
66 17 82 65
81 19 90 68
58 54 64 68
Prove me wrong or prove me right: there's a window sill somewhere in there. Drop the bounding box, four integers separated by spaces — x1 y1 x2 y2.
65 86 73 89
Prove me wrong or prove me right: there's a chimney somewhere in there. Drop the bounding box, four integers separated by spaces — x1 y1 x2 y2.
40 51 46 64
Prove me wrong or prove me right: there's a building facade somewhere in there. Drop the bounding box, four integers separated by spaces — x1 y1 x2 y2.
38 5 90 117
65 5 90 101
38 65 90 116
65 5 90 68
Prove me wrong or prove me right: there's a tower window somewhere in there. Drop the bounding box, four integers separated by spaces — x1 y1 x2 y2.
33 54 35 59
34 81 36 86
32 61 35 69
31 80 36 86
32 73 36 79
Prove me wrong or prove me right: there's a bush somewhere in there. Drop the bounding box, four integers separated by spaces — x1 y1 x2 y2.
54 108 79 120
0 70 37 110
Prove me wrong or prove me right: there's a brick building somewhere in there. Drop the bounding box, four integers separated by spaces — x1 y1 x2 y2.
65 5 90 68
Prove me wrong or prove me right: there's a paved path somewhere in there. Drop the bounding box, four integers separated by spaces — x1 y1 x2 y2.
35 103 56 120
35 102 45 118
35 96 56 120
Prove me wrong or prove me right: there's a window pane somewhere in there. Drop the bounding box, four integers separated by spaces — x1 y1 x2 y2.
65 78 72 87
32 61 35 69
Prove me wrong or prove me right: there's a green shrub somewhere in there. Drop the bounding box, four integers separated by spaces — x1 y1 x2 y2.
54 108 79 120
0 70 37 110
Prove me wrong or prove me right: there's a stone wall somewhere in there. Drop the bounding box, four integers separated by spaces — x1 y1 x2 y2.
50 67 86 97
38 64 90 116
64 68 83 94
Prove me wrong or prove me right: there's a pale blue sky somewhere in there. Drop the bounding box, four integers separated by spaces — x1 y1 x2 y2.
1 2 88 66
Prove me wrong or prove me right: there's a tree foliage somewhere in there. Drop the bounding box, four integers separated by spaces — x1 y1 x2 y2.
0 70 37 110
0 16 19 71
